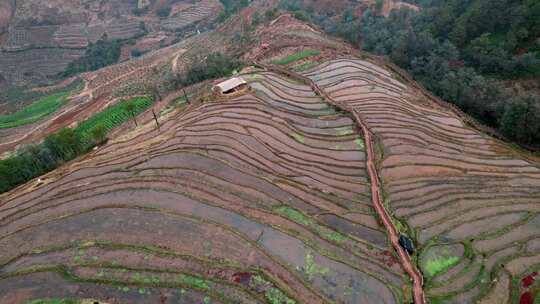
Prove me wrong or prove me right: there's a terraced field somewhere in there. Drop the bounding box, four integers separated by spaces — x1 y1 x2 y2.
0 91 70 129
0 69 410 303
161 0 222 31
0 11 227 155
0 23 141 86
105 20 145 41
53 24 90 49
302 59 540 303
4 26 58 50
0 48 85 87
3 19 143 52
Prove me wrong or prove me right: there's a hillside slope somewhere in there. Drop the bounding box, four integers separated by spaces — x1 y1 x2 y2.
0 0 223 89
302 58 540 303
1 10 540 304
0 65 409 304
0 4 243 155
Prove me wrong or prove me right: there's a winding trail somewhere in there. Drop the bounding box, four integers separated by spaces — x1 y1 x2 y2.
258 62 426 304
352 110 426 304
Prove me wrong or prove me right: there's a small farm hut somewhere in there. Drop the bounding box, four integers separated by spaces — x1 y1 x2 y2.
214 77 247 95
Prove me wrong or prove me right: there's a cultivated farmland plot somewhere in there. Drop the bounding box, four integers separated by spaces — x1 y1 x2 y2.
0 91 70 129
75 97 153 145
0 70 410 304
0 88 82 155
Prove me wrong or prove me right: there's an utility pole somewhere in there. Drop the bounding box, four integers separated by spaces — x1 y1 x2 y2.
152 108 160 131
183 89 190 104
153 86 162 102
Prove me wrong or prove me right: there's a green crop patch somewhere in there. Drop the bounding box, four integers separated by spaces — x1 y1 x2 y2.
251 275 296 304
26 299 80 304
0 91 70 129
293 61 319 72
265 287 296 304
272 50 321 65
174 93 193 106
0 95 154 194
276 206 311 226
354 138 365 150
298 251 329 281
178 274 211 290
290 132 305 144
420 244 463 278
75 96 153 145
275 206 347 243
243 74 262 82
336 126 354 136
424 256 460 277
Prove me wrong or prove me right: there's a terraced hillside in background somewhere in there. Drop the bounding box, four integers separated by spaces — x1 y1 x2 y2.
0 0 224 88
0 68 410 304
0 15 232 155
161 0 223 31
0 11 332 156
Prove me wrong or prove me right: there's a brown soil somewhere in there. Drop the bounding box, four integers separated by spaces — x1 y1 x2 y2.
2 10 540 304
0 66 407 303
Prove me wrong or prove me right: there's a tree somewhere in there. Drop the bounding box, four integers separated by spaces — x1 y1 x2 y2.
501 94 540 146
44 127 82 161
293 11 311 22
514 52 540 76
343 9 354 23
156 6 171 17
375 0 384 12
390 33 410 67
0 157 21 193
264 9 278 21
182 53 241 86
132 6 149 16
60 38 122 77
220 0 249 16
152 85 162 102
251 11 261 25
123 102 138 127
90 124 107 145
131 48 143 57
448 19 468 46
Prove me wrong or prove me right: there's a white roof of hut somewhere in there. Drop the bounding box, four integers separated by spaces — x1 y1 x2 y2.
215 77 246 93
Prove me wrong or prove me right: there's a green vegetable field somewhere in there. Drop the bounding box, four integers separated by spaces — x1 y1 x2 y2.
75 96 153 144
0 91 71 129
272 50 320 65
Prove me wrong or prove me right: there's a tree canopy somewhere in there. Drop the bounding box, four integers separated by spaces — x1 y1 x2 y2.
60 38 122 78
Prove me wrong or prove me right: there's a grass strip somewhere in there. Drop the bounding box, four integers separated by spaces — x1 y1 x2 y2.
272 50 321 65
